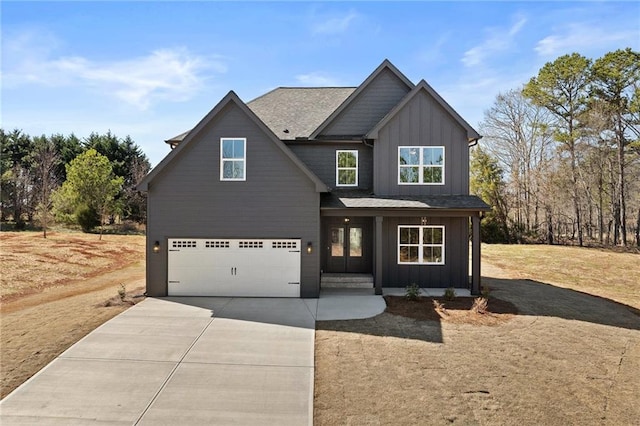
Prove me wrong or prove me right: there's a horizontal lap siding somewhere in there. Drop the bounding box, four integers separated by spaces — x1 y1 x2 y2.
147 103 320 297
374 91 469 196
289 143 373 190
381 217 469 289
322 68 410 137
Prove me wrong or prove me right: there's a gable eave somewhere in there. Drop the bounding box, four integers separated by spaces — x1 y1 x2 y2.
137 91 328 193
365 79 481 142
308 59 414 140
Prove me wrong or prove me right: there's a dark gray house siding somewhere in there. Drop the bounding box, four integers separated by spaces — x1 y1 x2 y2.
374 90 470 196
379 216 469 288
145 102 321 297
288 143 373 190
319 68 411 137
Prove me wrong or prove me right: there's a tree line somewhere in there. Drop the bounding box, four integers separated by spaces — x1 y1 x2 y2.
1 129 150 237
471 48 640 247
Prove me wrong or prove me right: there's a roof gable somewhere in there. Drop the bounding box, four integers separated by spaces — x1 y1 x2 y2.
367 80 481 143
137 91 328 192
310 59 414 139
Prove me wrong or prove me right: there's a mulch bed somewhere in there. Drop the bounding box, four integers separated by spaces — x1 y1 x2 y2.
384 295 519 326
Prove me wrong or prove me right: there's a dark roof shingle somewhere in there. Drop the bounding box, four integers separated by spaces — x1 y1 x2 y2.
247 87 355 140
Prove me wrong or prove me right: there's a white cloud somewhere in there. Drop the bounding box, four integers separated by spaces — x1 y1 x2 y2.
3 31 224 110
311 10 359 35
295 72 342 86
535 23 638 57
462 15 527 67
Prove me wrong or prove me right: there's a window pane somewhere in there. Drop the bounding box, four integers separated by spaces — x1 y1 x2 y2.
233 140 244 159
423 246 443 263
400 167 419 183
350 227 362 257
400 246 419 263
338 169 356 185
423 166 443 183
423 227 443 244
423 147 444 165
399 148 419 165
338 151 356 168
222 161 234 178
222 140 233 159
331 228 344 256
400 227 419 244
232 162 244 179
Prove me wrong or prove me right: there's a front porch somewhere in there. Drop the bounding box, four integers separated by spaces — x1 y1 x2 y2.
320 192 489 295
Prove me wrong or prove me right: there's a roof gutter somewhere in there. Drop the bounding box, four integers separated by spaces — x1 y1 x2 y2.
468 135 483 148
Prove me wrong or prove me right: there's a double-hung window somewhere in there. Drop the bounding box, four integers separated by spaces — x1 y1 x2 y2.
336 150 358 187
220 138 246 181
398 146 444 184
398 225 445 265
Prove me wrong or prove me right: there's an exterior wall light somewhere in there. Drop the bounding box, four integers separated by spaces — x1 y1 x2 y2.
153 241 161 253
344 217 350 224
307 241 313 254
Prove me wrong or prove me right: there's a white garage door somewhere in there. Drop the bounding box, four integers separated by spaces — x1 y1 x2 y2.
167 238 301 297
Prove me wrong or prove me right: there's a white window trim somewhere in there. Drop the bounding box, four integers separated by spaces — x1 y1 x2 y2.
336 150 358 187
220 138 246 181
397 146 445 185
397 225 445 265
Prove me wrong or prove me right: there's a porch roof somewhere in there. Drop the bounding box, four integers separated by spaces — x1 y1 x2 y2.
320 191 490 211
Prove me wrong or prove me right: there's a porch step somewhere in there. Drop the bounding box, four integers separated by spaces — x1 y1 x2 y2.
321 273 374 289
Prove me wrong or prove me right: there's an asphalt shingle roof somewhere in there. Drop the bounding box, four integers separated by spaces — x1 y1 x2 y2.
247 87 356 140
321 191 490 211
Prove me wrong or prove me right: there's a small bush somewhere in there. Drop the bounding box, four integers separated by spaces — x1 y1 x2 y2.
118 284 126 301
75 205 100 232
481 286 491 298
443 287 456 301
472 297 488 314
405 283 421 301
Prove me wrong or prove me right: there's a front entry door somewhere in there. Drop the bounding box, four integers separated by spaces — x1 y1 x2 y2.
324 217 372 273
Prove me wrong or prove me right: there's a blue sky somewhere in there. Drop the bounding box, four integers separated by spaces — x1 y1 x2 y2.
2 1 639 166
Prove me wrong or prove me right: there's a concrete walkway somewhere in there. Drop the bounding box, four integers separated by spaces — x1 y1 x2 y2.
2 289 469 424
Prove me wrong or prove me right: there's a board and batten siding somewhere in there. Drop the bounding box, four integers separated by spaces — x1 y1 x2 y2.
146 102 321 297
320 68 411 137
374 90 470 196
288 143 373 190
380 216 469 289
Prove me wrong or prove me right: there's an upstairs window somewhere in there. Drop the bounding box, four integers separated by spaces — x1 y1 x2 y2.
336 150 358 187
220 138 246 181
398 146 444 185
398 225 445 265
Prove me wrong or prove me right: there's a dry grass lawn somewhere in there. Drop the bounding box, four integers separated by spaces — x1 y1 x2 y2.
315 244 640 425
482 244 640 310
0 231 145 398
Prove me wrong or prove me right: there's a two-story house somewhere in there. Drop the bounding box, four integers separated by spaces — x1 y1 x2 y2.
137 60 490 298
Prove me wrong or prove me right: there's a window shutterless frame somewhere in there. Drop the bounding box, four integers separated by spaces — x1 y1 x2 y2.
397 225 445 265
220 138 246 181
398 146 445 185
336 150 358 187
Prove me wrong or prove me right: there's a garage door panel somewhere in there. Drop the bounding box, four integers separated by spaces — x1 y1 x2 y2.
167 238 301 297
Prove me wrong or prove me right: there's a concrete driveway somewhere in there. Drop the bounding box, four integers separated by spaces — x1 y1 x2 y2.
0 297 320 425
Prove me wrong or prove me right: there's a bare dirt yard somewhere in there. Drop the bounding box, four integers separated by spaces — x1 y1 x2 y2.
0 231 145 399
315 244 640 425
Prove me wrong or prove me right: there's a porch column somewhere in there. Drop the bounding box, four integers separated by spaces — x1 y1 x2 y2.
375 216 383 295
471 214 481 295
